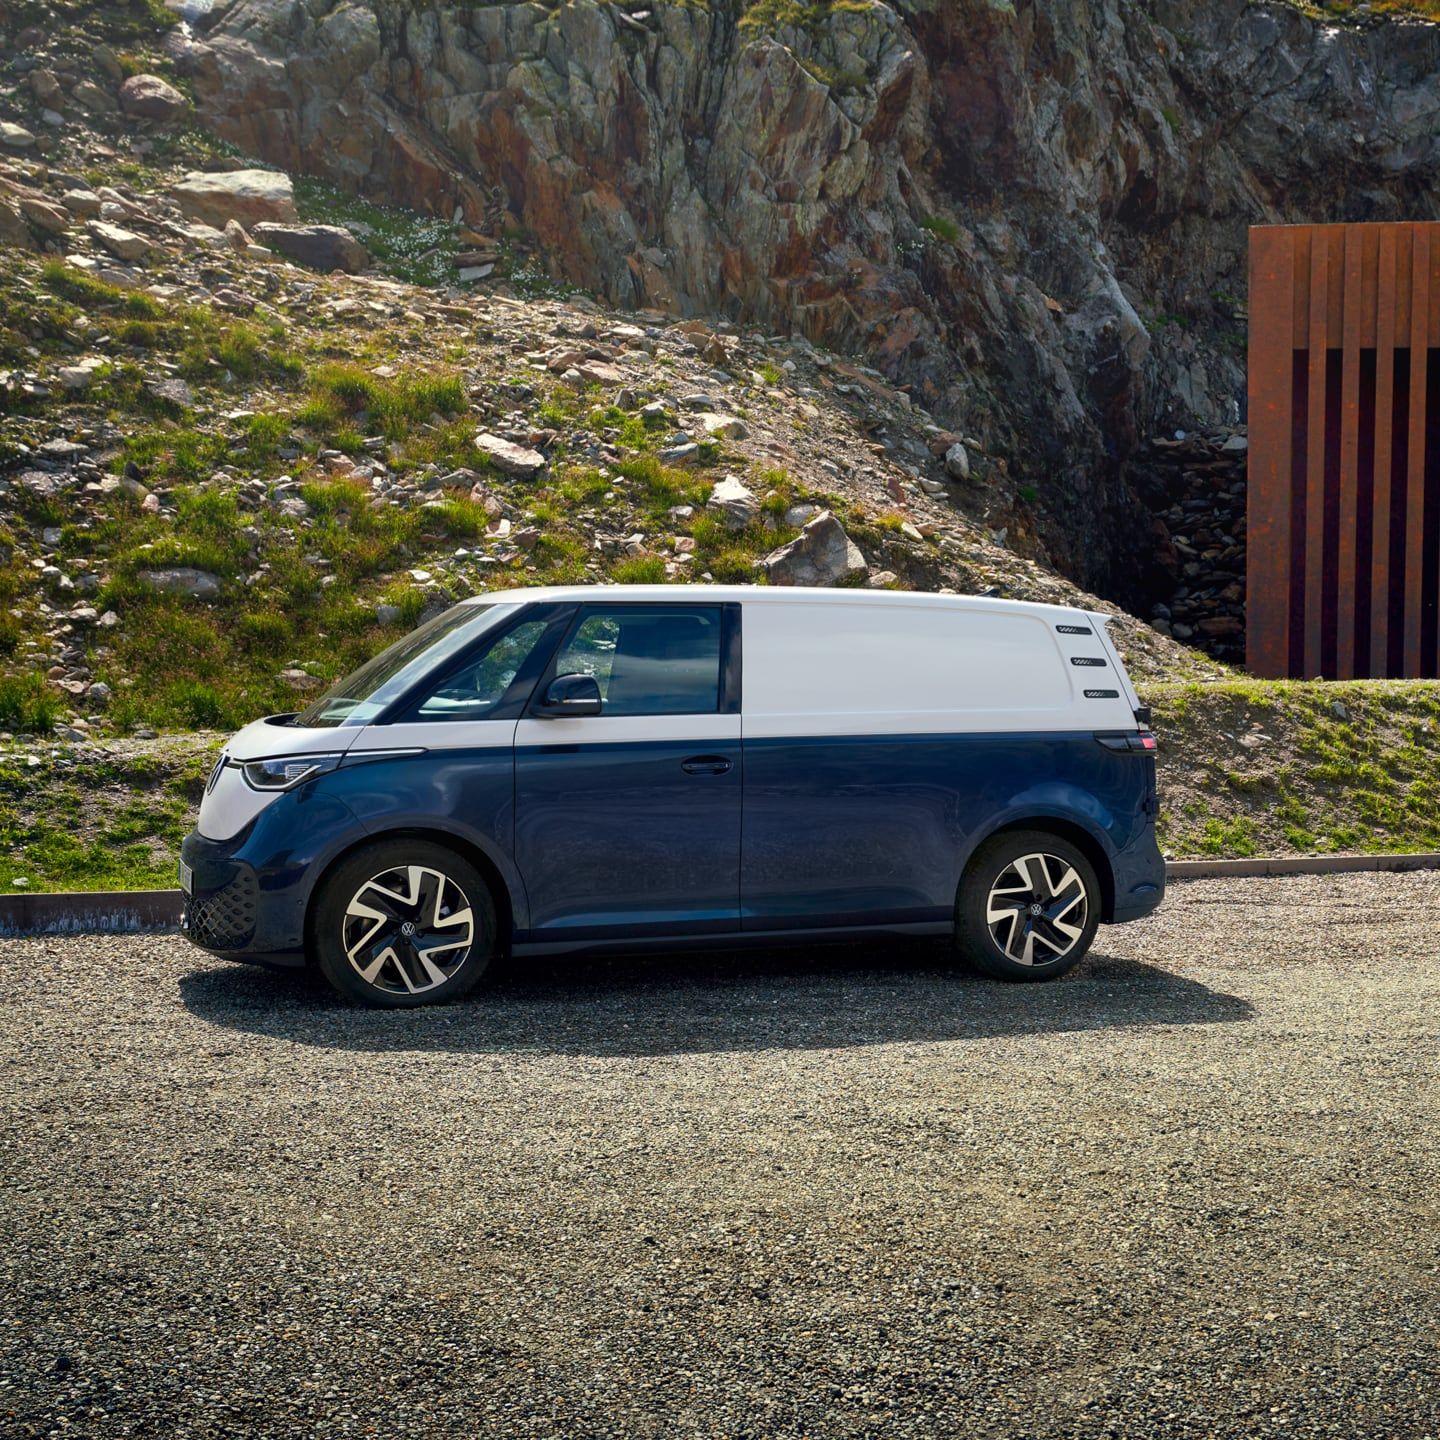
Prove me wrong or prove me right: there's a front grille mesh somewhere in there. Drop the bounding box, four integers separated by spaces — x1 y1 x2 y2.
187 871 258 950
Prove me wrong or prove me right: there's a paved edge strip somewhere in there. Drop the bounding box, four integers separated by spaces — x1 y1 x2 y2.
1165 852 1440 880
2 854 1439 936
0 889 184 937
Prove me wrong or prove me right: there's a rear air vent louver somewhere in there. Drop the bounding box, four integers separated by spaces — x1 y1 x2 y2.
1084 689 1120 699
1056 624 1093 635
1070 656 1107 667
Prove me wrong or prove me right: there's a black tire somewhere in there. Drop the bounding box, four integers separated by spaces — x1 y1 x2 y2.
311 839 497 1008
956 829 1101 982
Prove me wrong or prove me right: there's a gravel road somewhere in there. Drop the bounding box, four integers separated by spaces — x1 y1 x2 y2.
3 873 1438 1439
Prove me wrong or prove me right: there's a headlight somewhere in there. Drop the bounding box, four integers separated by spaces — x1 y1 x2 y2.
240 753 343 791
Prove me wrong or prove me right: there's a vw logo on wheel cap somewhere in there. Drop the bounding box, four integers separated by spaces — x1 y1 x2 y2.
400 920 416 937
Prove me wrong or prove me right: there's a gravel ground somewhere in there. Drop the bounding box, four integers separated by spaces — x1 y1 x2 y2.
2 873 1438 1439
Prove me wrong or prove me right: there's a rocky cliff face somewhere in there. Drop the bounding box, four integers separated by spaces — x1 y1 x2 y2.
176 0 1440 609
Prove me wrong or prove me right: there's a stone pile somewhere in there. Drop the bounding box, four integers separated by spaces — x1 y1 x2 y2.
1136 430 1248 664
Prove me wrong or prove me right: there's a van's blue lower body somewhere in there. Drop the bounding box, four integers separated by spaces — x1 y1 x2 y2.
180 730 1163 968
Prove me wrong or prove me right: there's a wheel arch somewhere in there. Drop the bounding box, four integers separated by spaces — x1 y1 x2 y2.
303 826 519 961
960 815 1117 923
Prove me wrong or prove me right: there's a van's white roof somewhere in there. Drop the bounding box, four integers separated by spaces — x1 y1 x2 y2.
464 584 1103 622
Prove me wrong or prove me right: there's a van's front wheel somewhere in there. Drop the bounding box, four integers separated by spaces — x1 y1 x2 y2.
956 831 1100 982
312 840 496 1007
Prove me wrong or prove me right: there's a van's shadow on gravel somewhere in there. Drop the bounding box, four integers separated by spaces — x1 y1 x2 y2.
179 943 1253 1056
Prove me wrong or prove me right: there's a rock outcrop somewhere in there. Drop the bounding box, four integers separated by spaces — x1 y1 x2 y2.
138 1 1440 602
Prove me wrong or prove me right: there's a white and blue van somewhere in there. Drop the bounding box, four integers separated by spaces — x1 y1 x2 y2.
180 586 1163 1005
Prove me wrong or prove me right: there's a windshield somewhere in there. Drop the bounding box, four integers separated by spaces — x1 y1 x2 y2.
296 602 512 728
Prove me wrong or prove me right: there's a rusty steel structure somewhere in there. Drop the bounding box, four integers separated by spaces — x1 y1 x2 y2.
1247 222 1440 679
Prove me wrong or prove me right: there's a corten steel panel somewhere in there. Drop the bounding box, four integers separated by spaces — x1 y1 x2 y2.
1405 228 1431 678
1371 227 1398 677
1246 229 1295 679
1247 223 1440 679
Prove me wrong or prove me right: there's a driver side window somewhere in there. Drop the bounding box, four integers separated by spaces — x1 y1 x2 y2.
414 619 549 721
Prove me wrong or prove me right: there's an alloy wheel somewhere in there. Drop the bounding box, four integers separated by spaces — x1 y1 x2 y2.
984 852 1089 966
342 864 476 996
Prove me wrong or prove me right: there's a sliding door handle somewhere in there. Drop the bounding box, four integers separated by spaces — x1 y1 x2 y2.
681 755 732 776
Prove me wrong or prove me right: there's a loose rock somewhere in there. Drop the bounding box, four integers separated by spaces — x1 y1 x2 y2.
137 568 222 600
118 74 188 122
474 433 546 479
170 169 298 228
251 223 370 274
760 510 868 587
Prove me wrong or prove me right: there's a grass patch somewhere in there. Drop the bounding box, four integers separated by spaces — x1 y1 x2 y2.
298 362 468 444
0 674 60 734
739 0 876 35
1148 678 1440 858
611 555 668 585
0 742 210 892
294 178 462 287
1283 0 1440 19
918 214 961 244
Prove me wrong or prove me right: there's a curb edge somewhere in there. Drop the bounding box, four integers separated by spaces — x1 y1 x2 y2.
3 855 1439 936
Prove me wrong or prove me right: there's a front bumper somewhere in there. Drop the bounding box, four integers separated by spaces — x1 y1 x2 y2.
180 829 305 966
179 787 365 967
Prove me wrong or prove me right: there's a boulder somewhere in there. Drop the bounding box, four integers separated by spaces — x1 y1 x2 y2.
251 222 369 274
170 169 297 228
278 667 324 691
0 122 35 150
944 441 970 481
87 220 150 262
0 201 33 249
30 70 63 108
61 189 103 219
92 44 125 84
760 511 868 588
58 358 106 392
137 568 222 600
118 74 188 122
147 377 194 409
70 81 118 115
696 413 748 441
706 474 759 529
17 195 70 235
474 432 546 479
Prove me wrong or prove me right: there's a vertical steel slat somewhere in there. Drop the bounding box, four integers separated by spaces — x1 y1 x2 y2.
1304 229 1332 676
1433 234 1440 676
1404 227 1431 677
1337 227 1364 678
1360 226 1380 347
1246 226 1297 678
1371 225 1399 678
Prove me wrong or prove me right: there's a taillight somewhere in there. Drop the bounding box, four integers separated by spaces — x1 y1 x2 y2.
1096 731 1158 753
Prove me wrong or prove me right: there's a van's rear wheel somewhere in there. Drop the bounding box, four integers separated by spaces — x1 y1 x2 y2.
956 830 1100 982
312 840 496 1007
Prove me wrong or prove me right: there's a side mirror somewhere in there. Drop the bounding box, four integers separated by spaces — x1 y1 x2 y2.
537 672 602 717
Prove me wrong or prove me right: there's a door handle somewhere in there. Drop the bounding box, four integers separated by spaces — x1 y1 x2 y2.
681 755 732 776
